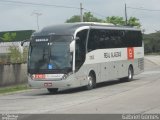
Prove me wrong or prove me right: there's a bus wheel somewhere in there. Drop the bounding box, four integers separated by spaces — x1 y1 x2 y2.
125 66 134 82
120 66 133 82
86 72 96 90
47 88 58 94
128 66 133 81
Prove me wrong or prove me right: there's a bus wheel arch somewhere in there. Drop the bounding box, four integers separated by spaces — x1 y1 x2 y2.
86 70 96 90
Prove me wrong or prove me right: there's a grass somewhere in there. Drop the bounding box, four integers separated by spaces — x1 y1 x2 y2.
0 84 29 94
145 52 160 55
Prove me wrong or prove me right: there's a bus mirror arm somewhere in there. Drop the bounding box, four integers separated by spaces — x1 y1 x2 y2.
75 37 80 41
21 39 30 46
70 40 75 52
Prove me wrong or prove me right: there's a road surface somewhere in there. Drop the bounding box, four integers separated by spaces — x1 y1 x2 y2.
0 55 160 114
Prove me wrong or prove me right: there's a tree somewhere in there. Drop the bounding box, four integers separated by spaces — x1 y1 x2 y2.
66 15 80 23
0 32 16 42
106 16 125 25
66 13 141 28
127 17 141 28
105 16 141 28
143 32 160 54
83 12 103 22
66 12 103 23
8 46 23 63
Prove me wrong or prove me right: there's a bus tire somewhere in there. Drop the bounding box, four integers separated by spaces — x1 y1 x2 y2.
126 66 134 82
127 66 134 81
120 66 134 82
86 72 96 90
47 88 58 94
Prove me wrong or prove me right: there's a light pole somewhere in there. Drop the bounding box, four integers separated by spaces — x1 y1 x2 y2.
125 3 128 25
32 11 42 30
80 3 83 22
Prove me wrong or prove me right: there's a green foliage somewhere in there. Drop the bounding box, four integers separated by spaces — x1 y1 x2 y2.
23 47 29 63
0 46 28 64
8 46 23 63
0 32 16 42
0 30 34 42
106 16 125 25
66 12 103 23
127 17 141 28
143 32 160 54
83 12 103 22
106 16 141 28
66 13 141 28
66 15 81 23
0 84 28 94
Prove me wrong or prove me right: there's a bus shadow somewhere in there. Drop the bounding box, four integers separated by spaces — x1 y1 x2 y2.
97 79 123 88
50 78 139 95
34 78 139 96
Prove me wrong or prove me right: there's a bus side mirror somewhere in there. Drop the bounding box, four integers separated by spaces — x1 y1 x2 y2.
70 40 75 52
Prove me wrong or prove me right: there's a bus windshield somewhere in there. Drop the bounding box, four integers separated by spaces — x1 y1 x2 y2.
28 35 72 74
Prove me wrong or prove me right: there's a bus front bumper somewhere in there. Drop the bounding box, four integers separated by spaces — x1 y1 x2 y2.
28 77 80 89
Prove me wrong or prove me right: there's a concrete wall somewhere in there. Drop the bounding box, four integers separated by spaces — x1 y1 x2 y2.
0 64 27 86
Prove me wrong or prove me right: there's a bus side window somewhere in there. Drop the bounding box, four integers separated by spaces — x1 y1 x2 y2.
88 29 104 51
87 29 96 52
98 30 107 49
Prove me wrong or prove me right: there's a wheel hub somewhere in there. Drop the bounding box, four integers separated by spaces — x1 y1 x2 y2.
129 69 132 79
88 76 93 86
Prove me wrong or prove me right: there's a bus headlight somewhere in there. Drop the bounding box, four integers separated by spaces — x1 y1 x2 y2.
28 74 33 79
29 74 35 80
62 74 68 80
61 72 73 80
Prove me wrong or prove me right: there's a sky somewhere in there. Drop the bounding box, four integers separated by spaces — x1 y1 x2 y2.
0 0 160 34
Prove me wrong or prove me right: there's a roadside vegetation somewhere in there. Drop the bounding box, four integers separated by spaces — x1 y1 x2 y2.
0 84 29 94
143 32 160 55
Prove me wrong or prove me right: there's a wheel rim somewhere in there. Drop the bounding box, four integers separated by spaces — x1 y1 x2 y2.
88 76 93 87
128 68 132 79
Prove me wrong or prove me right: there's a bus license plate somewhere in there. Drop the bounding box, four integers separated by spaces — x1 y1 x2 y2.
44 83 52 87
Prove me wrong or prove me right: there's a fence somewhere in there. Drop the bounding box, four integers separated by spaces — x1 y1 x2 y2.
0 64 27 86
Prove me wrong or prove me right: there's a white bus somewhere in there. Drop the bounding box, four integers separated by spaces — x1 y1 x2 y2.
28 22 144 93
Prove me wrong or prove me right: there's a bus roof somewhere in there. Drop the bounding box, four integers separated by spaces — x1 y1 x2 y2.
33 22 141 36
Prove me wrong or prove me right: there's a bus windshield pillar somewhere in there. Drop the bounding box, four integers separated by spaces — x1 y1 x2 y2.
70 40 76 73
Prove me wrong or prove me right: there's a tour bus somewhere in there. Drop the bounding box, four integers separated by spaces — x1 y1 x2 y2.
28 22 144 93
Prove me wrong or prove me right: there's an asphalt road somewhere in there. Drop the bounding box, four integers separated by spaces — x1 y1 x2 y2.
0 55 160 114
